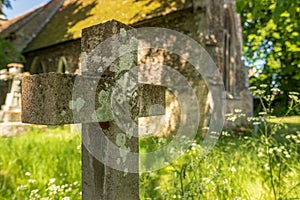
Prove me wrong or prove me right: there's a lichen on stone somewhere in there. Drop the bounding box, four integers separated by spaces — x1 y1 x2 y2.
95 89 113 121
116 133 126 147
124 168 128 176
115 132 131 176
69 97 85 112
61 110 67 116
120 28 127 38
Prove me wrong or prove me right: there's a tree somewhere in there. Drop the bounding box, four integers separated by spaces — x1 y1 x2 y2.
0 0 24 70
236 0 300 115
0 37 24 69
0 0 11 14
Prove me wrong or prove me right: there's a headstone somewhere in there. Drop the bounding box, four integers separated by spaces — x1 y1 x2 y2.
0 69 10 111
1 63 23 121
0 63 33 136
22 20 166 199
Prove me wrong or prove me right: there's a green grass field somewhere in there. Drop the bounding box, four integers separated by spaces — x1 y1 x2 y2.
0 126 81 199
0 117 299 199
139 118 300 199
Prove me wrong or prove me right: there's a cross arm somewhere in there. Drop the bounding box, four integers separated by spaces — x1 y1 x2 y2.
22 72 166 125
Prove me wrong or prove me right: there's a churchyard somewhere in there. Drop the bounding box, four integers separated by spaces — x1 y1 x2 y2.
0 1 299 199
0 114 299 199
0 21 299 197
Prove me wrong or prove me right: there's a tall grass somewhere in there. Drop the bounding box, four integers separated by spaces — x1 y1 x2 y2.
140 130 300 199
140 87 300 199
0 87 299 199
0 126 81 199
0 121 299 199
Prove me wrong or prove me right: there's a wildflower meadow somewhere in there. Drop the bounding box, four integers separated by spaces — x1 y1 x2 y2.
0 87 299 199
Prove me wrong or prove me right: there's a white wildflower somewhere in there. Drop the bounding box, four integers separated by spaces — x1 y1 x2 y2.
258 152 264 157
289 95 299 101
223 179 229 184
28 179 36 184
260 84 268 88
264 163 270 171
289 92 299 95
271 88 281 94
25 172 31 177
17 185 28 191
49 178 56 184
230 166 237 172
234 109 242 113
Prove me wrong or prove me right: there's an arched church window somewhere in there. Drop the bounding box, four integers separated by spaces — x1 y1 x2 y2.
30 57 47 74
223 30 231 92
223 8 236 97
57 57 69 73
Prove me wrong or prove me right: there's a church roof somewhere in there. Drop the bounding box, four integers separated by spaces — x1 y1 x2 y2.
0 0 64 52
3 0 192 53
0 4 46 32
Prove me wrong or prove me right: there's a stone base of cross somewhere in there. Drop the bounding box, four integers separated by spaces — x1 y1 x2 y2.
22 20 166 199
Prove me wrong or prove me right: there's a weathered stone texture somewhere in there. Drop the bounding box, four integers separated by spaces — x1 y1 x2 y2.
22 73 119 124
22 73 76 125
81 20 140 200
134 8 207 45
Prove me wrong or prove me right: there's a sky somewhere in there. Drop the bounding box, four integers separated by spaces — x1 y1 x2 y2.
3 0 50 19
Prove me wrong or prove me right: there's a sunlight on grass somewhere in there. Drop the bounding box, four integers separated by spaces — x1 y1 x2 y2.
0 126 81 199
269 116 300 124
0 115 299 199
140 115 300 199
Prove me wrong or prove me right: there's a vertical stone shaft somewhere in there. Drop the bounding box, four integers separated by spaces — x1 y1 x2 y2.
81 20 139 200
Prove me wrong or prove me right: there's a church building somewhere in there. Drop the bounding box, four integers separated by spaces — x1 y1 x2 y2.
0 0 252 132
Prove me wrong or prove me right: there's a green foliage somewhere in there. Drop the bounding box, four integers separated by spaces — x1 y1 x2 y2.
0 37 25 70
0 0 11 14
248 86 300 199
0 126 81 199
0 95 299 199
0 0 25 70
236 0 300 115
140 88 300 199
140 131 300 199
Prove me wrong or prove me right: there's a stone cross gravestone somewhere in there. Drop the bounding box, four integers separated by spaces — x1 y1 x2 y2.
22 20 165 199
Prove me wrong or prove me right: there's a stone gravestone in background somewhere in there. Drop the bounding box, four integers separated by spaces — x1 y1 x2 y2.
22 20 166 199
0 69 10 107
0 63 31 136
1 64 23 118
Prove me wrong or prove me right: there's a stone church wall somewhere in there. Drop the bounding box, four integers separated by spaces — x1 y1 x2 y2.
24 39 81 74
22 2 252 134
